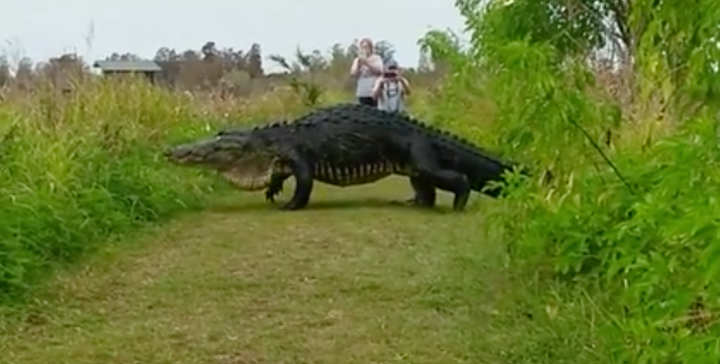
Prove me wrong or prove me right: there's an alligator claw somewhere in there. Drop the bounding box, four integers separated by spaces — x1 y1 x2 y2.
265 176 286 204
279 201 301 210
390 197 431 207
265 189 279 203
264 186 283 203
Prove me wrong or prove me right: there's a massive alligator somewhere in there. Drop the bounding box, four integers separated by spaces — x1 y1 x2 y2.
164 103 520 211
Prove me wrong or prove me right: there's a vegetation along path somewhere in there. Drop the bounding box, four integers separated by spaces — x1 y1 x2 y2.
0 177 507 364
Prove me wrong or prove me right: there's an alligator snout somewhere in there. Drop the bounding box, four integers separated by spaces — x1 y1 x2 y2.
163 147 180 159
164 145 193 163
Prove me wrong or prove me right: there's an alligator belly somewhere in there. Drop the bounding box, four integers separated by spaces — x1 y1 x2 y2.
313 161 401 187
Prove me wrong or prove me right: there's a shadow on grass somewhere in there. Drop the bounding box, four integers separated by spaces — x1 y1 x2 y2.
206 196 455 214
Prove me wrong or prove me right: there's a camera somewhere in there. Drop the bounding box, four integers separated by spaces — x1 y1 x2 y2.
383 71 397 78
383 66 398 78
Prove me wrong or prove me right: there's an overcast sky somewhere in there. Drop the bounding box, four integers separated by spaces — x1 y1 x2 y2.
1 0 466 72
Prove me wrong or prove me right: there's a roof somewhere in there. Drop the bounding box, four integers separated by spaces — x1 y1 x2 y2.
93 60 162 72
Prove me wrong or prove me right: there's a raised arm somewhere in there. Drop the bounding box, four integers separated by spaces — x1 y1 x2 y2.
372 78 384 100
365 55 384 76
349 58 361 76
400 76 412 96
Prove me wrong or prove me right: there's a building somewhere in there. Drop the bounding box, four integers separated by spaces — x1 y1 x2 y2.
92 60 162 84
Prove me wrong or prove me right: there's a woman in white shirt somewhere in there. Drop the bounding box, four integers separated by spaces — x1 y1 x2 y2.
349 38 384 107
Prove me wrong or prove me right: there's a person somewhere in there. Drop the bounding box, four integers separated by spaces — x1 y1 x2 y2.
372 59 411 114
349 38 384 107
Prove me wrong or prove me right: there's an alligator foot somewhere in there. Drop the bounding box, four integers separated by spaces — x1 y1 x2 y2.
265 174 288 203
278 166 313 211
265 187 282 203
390 197 414 206
279 201 302 210
452 189 471 211
279 195 311 211
390 196 435 208
396 176 436 208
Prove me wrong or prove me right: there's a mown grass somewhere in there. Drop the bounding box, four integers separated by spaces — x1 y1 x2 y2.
0 177 610 364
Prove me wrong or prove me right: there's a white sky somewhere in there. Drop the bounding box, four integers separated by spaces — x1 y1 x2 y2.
1 0 466 72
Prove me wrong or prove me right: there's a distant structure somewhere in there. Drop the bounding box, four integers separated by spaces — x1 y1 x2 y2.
92 60 162 84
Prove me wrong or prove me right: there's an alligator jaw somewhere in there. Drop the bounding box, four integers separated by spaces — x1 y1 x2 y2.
164 144 197 165
219 167 274 191
164 135 283 192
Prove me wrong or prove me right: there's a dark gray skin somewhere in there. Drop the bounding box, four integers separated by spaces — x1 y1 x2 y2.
165 103 519 211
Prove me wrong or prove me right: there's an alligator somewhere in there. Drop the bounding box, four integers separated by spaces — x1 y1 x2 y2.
164 103 521 211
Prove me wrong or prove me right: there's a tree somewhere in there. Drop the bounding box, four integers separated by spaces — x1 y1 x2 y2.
14 57 34 90
200 41 217 61
153 47 178 62
0 56 11 87
269 49 325 106
418 48 434 72
373 40 396 62
106 52 141 61
245 43 263 78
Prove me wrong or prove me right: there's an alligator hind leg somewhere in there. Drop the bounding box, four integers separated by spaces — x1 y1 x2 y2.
409 139 471 211
394 176 435 208
426 171 471 211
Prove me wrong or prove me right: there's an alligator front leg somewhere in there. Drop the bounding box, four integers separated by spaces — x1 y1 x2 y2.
279 152 314 211
265 173 291 203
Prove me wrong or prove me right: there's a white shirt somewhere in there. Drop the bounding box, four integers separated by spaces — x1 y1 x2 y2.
351 54 383 97
374 77 406 113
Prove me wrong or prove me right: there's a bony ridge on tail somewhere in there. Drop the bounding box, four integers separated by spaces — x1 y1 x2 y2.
164 103 524 212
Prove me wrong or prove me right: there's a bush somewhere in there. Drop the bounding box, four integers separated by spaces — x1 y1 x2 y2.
0 77 227 301
420 0 720 362
500 113 720 363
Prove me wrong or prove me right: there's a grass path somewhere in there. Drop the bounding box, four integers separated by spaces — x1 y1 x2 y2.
0 177 509 364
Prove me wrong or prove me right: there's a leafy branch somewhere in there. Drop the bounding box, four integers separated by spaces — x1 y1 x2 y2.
269 48 325 107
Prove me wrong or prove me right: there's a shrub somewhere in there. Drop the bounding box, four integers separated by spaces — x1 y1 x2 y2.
421 0 720 361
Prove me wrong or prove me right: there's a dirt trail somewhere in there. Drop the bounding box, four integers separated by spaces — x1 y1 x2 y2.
0 178 501 364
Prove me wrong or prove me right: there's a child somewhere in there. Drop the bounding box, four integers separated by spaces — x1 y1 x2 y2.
372 59 411 114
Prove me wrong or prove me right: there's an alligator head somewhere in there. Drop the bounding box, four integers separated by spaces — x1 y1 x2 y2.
164 130 282 191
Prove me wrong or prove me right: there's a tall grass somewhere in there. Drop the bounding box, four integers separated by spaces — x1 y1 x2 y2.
0 77 234 302
0 62 372 304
